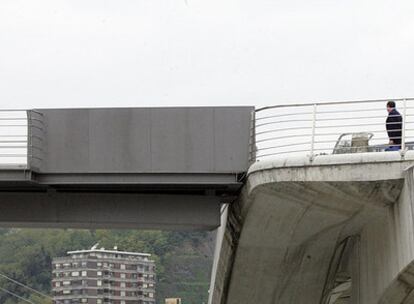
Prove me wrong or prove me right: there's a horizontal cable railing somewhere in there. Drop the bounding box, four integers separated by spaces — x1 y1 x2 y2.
0 110 28 167
0 110 44 169
251 98 414 161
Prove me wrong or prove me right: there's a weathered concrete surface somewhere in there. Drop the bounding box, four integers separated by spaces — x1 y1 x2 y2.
210 151 414 304
367 169 414 304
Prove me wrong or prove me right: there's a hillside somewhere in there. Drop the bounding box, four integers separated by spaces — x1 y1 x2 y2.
0 229 215 304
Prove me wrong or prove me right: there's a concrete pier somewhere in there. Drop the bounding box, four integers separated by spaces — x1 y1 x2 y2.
210 152 414 304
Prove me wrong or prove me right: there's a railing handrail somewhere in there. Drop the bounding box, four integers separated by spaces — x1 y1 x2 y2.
256 97 414 112
0 109 44 116
252 98 413 161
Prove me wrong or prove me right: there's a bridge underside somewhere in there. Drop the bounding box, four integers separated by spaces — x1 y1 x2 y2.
0 192 222 230
0 169 242 230
0 169 242 194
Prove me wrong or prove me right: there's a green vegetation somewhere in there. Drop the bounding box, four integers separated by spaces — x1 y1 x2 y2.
0 229 214 304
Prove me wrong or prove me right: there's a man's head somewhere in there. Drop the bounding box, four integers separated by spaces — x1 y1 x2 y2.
387 101 396 113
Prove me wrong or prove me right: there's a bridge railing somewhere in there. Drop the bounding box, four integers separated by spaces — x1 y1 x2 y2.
251 98 414 161
0 110 44 170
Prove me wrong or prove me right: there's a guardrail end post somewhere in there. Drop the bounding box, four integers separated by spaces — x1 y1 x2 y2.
401 99 407 158
309 104 317 162
249 110 256 165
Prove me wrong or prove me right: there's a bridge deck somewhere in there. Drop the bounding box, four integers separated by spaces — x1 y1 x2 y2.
0 107 253 230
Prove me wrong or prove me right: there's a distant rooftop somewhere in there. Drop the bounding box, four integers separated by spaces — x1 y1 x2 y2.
67 244 151 257
67 249 151 257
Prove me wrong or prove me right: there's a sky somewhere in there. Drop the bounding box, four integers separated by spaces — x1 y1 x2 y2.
1 0 414 109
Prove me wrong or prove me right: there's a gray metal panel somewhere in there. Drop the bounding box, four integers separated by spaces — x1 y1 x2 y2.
37 107 253 174
41 109 90 172
213 107 252 172
149 108 215 172
88 108 152 172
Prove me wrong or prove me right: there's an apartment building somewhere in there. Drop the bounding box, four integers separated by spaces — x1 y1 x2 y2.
52 246 156 304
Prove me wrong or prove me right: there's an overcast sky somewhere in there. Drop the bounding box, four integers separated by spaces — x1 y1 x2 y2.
1 0 414 109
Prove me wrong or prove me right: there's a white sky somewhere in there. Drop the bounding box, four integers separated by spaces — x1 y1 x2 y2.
1 0 414 109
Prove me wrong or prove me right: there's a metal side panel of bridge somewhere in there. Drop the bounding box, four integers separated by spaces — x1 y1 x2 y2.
0 107 254 230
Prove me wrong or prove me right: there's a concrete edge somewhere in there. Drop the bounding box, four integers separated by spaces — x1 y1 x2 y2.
249 151 414 174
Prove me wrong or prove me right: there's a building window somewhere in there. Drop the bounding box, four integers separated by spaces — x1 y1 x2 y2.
97 280 102 287
81 262 87 267
82 271 87 277
120 264 126 270
72 271 80 277
120 282 126 288
55 282 61 287
97 271 102 276
120 273 126 279
97 262 102 267
97 300 102 304
63 290 71 295
55 264 61 269
81 299 88 303
120 291 126 297
63 281 70 286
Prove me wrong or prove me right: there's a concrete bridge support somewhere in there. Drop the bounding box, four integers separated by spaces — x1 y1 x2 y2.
209 152 414 304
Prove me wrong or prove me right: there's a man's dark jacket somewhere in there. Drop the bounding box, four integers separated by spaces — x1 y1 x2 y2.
386 109 403 145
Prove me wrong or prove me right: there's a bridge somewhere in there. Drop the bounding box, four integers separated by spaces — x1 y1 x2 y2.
0 107 253 230
208 98 414 304
2 99 414 303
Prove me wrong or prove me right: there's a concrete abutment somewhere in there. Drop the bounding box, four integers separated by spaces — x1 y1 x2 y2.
210 153 414 304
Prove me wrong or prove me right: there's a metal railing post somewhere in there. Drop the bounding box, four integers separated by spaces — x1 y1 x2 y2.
310 104 317 161
249 110 256 164
26 110 32 170
402 99 407 154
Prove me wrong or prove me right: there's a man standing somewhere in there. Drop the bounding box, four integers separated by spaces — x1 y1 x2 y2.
385 101 403 151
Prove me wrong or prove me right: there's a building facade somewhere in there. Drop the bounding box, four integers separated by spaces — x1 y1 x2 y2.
52 247 156 304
